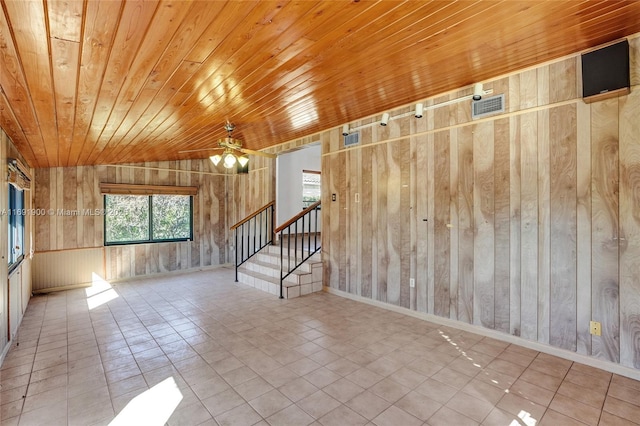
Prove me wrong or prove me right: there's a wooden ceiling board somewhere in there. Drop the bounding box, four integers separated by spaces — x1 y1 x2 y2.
1 0 640 168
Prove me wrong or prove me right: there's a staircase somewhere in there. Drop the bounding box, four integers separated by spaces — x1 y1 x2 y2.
236 244 322 299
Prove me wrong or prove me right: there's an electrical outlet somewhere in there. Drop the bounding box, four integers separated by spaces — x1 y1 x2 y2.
332 193 336 201
590 321 602 336
409 278 415 288
355 193 360 203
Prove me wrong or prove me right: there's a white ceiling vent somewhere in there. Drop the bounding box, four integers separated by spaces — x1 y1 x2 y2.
344 131 360 147
472 94 505 119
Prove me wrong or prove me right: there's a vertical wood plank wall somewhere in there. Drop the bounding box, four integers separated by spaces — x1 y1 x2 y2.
315 39 640 370
33 157 274 281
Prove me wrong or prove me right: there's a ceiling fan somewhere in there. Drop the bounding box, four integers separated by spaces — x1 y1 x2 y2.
179 122 276 169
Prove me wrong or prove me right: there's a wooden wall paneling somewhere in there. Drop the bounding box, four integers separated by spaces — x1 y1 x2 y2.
449 129 459 319
426 131 435 314
135 245 145 276
591 99 620 362
327 152 340 290
351 149 361 295
190 161 201 268
537 65 550 107
510 68 538 113
537 109 551 344
549 58 577 104
409 134 417 311
494 118 511 333
202 173 213 267
355 146 363 296
345 149 354 293
93 166 104 246
457 125 473 323
375 143 388 302
361 146 373 299
549 104 578 351
619 89 640 369
54 168 64 250
520 111 538 341
62 167 77 249
433 131 450 317
76 167 84 246
337 149 347 293
509 115 522 336
399 137 411 309
387 137 404 307
415 132 429 313
576 101 592 356
473 121 495 328
34 169 50 251
630 37 640 86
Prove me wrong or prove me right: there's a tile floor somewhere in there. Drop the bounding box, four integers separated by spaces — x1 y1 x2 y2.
1 266 639 426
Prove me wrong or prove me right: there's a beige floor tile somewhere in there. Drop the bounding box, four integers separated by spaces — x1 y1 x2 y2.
460 378 507 405
598 411 639 426
323 377 364 403
215 402 262 426
539 409 586 426
431 366 474 390
550 393 601 426
481 407 524 426
509 378 556 406
497 393 547 422
318 405 368 426
558 378 607 408
201 388 245 417
394 390 442 421
369 377 410 403
233 376 274 401
279 377 319 402
446 391 495 423
414 378 458 405
427 406 479 426
519 366 564 391
345 390 391 420
297 390 342 419
304 366 342 388
266 404 315 426
249 389 292 418
167 400 213 426
603 395 640 424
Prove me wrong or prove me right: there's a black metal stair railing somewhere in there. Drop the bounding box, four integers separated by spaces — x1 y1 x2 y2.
230 201 275 282
274 201 321 299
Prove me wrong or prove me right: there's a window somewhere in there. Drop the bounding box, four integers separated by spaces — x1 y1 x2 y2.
8 184 24 269
302 170 321 209
104 194 192 245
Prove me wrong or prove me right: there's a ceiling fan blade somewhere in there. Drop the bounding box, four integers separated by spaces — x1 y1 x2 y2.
236 147 277 158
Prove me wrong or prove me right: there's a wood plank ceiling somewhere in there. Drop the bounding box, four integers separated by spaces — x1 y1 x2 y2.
1 1 640 168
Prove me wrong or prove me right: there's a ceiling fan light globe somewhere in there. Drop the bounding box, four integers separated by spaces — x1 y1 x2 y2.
238 155 249 167
210 154 222 166
223 153 237 168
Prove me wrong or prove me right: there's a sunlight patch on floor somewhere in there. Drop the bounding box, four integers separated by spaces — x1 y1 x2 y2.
109 377 183 426
86 272 119 310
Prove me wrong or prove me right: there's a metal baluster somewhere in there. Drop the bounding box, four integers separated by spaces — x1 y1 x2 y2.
235 228 238 282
